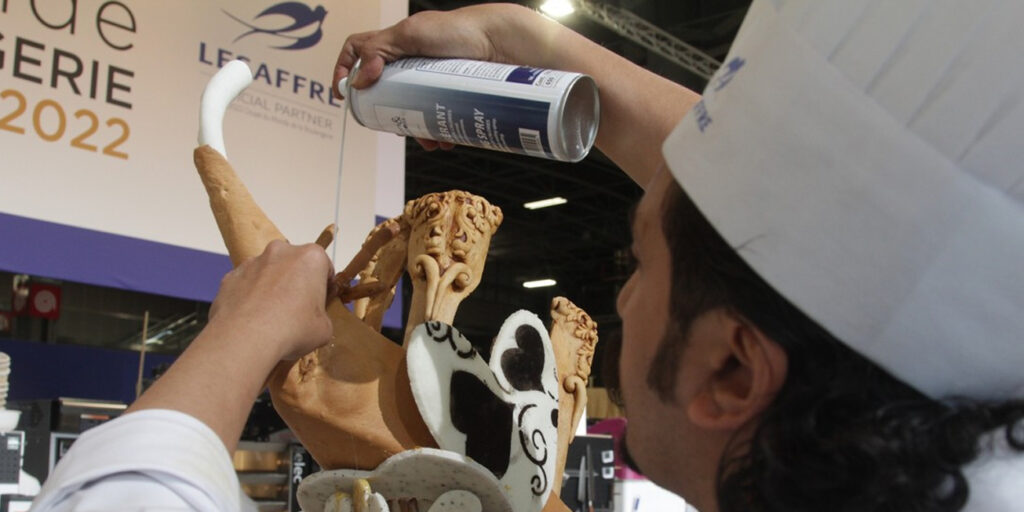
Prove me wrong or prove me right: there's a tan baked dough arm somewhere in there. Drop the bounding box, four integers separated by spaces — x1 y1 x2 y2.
193 145 286 266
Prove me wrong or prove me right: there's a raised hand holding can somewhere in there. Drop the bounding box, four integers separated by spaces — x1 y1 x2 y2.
338 57 599 162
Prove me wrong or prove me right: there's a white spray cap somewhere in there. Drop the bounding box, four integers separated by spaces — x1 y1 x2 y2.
336 58 362 99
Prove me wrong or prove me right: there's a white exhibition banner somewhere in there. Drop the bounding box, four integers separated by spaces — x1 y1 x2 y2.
0 0 407 303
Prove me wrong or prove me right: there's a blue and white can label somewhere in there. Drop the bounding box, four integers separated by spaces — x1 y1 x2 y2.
340 58 599 162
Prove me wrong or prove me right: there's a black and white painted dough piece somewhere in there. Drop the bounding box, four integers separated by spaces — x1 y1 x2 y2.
406 311 560 512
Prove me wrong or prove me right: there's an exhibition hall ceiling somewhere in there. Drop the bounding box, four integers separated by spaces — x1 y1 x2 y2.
404 0 751 341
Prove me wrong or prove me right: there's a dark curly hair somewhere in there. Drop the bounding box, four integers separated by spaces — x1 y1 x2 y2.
640 179 1024 512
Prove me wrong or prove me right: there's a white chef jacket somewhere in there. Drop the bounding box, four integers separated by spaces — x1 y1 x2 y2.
30 409 257 511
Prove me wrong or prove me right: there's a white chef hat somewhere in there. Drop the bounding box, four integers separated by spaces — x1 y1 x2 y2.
663 1 1024 507
664 0 1024 402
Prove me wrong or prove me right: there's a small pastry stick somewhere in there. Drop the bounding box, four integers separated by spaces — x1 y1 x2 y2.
336 220 402 284
339 281 392 303
316 223 338 250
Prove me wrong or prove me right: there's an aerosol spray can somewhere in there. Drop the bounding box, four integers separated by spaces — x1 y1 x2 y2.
337 57 600 162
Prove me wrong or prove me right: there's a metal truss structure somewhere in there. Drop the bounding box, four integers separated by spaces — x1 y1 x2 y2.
573 0 722 79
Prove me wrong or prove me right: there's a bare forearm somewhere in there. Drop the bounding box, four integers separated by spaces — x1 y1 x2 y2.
493 5 700 185
125 321 280 453
338 4 701 186
122 242 332 454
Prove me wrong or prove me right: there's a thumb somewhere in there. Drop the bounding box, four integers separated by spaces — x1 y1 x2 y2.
351 53 386 89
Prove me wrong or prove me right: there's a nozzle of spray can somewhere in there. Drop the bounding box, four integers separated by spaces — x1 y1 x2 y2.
335 58 361 100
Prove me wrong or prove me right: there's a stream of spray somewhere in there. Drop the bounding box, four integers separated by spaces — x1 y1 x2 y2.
332 101 350 266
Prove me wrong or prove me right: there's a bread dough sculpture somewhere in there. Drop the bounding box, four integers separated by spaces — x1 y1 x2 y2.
195 61 598 512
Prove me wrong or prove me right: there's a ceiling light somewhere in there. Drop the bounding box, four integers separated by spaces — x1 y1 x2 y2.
540 0 575 18
523 279 557 289
524 196 567 210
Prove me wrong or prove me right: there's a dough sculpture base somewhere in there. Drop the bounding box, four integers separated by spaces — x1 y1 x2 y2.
193 144 598 511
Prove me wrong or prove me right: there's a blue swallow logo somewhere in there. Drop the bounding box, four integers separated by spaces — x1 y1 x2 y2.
224 2 327 50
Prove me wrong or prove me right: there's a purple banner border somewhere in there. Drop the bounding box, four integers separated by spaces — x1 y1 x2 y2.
0 212 403 328
0 211 230 302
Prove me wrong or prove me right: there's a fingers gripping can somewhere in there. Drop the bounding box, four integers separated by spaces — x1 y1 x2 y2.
338 57 600 162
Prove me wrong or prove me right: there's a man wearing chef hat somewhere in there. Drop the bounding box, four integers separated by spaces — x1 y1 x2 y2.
335 0 1024 511
26 0 1024 510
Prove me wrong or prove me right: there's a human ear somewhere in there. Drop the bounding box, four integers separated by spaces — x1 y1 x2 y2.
686 309 788 430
